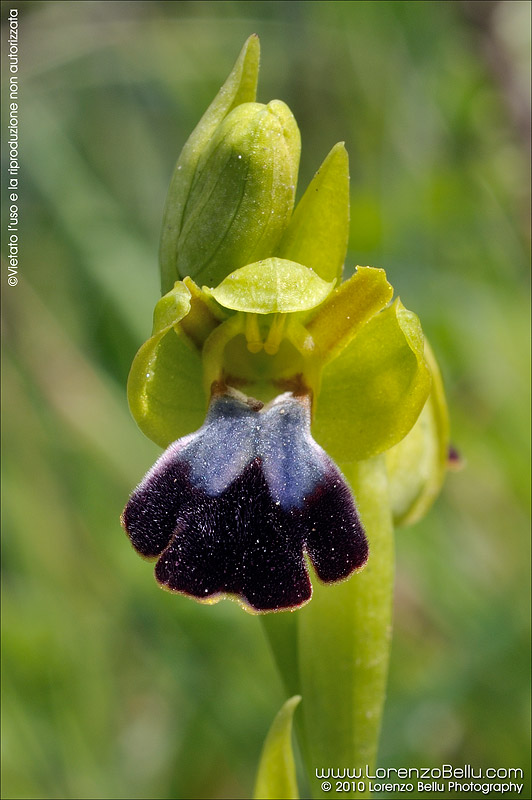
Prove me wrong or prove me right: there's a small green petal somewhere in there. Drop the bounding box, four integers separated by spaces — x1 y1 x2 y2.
207 258 335 314
160 34 260 294
253 696 301 800
306 266 393 361
151 281 192 335
386 339 450 526
312 299 432 463
277 142 350 283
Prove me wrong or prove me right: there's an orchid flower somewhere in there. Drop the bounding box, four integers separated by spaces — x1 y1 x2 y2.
122 34 448 617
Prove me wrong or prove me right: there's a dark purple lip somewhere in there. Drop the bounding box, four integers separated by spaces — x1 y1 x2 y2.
122 390 368 612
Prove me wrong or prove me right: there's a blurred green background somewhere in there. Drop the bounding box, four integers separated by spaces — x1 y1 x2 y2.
2 1 530 798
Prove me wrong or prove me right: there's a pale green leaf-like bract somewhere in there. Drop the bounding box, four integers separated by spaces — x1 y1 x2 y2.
254 695 301 800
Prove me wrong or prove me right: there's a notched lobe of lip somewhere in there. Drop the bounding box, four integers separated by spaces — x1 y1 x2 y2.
122 391 368 612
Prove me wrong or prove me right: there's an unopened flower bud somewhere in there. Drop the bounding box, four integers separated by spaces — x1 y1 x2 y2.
170 100 300 287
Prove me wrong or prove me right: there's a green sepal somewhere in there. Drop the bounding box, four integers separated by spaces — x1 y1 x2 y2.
159 34 260 294
127 282 208 447
306 266 393 361
386 339 450 526
277 142 350 283
206 258 335 314
253 695 301 800
312 299 432 463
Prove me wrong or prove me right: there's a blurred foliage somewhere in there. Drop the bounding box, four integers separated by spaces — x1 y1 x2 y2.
1 1 530 798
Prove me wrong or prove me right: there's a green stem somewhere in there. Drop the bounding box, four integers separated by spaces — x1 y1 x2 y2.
262 455 394 800
298 455 394 799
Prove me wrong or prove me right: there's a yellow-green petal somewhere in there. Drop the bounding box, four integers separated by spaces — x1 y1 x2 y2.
253 696 301 800
207 258 335 314
306 266 393 361
312 299 432 463
276 142 350 283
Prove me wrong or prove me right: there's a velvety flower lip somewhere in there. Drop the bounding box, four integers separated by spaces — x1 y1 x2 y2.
122 388 368 613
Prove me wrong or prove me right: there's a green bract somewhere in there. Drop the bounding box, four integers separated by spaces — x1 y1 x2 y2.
253 695 301 800
276 141 349 283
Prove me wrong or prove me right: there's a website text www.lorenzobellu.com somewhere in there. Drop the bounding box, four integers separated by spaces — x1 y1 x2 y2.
314 765 524 795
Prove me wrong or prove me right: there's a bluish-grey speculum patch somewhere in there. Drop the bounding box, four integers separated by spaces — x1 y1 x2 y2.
122 389 368 612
